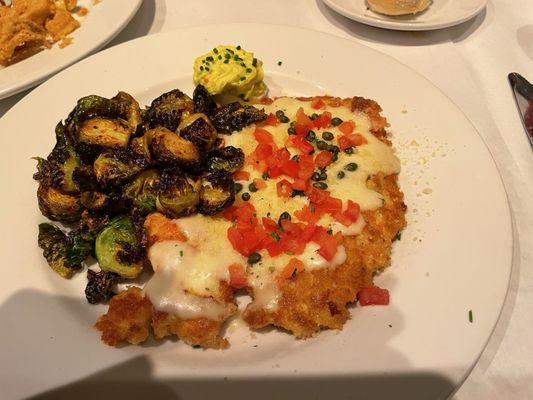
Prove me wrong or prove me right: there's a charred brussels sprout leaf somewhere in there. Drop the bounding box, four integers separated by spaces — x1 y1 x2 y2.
38 223 80 278
85 269 120 304
72 164 99 192
143 89 195 132
199 170 235 215
193 84 217 116
66 232 94 266
80 191 108 211
122 169 160 215
65 95 120 137
206 146 245 173
95 216 143 279
149 127 201 170
34 122 81 194
37 183 82 222
156 170 201 218
93 148 148 188
112 91 142 133
211 102 267 133
177 113 217 152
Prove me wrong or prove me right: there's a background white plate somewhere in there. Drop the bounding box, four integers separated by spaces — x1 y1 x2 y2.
321 0 488 31
0 24 512 400
0 0 142 100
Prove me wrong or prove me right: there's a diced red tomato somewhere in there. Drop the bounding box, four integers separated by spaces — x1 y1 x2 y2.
337 135 352 150
301 223 317 241
357 286 390 306
311 97 326 110
233 170 250 181
313 111 332 129
264 113 278 126
346 133 367 146
345 200 361 222
292 178 309 191
253 178 267 190
317 196 342 214
228 263 247 288
339 120 355 135
294 107 314 136
280 258 305 279
294 205 323 224
265 241 283 257
276 179 293 197
255 143 273 159
297 155 315 180
281 159 299 178
307 188 330 205
333 212 352 227
221 205 237 221
314 150 333 168
254 127 275 144
288 135 314 155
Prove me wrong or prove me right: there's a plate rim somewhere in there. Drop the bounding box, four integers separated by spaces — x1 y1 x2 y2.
0 0 143 100
0 22 514 397
321 0 488 31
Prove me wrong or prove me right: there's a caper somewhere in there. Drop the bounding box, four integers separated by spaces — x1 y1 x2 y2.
241 192 251 201
306 130 316 141
337 171 345 179
328 145 340 153
279 116 290 123
322 131 334 141
278 212 291 225
311 172 321 181
249 182 258 192
331 117 343 126
316 140 328 150
275 110 285 119
319 171 328 180
288 127 296 135
313 182 328 190
247 252 261 264
344 147 354 154
262 172 269 180
310 113 318 120
234 182 243 193
344 162 358 171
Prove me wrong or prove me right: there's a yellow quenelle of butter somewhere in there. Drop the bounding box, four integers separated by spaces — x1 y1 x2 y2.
193 45 266 101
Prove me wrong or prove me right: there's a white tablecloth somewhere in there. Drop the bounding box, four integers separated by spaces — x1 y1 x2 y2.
1 0 531 398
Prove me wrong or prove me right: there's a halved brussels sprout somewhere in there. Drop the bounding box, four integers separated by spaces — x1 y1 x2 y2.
156 170 201 218
34 122 81 194
37 183 82 222
80 191 108 211
177 113 217 152
78 117 132 148
130 130 153 161
112 91 142 132
149 127 200 169
95 216 143 279
143 89 195 131
65 95 120 138
122 169 160 215
93 148 148 188
38 223 79 279
206 146 245 173
72 164 99 191
199 170 235 215
193 84 217 116
210 102 267 133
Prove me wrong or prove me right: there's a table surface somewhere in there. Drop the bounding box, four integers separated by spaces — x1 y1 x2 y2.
1 0 532 398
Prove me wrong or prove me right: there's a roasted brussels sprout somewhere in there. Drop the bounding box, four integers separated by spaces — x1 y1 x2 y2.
65 95 120 137
143 89 195 131
193 84 217 116
156 170 201 218
72 164 99 191
149 127 201 169
199 170 235 215
85 269 120 304
112 91 142 133
177 113 217 152
34 122 81 194
93 148 148 188
122 169 160 215
210 102 267 133
37 183 82 222
95 216 143 279
206 146 245 173
80 191 108 211
78 117 132 148
130 131 152 161
38 223 79 278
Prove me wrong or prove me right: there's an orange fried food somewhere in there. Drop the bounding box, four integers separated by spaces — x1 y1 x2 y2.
243 173 406 337
95 287 153 346
144 212 187 245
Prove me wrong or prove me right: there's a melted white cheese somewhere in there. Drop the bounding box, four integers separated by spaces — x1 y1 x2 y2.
146 98 399 318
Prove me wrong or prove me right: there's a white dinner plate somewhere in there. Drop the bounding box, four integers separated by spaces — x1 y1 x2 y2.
0 24 512 400
0 0 142 100
322 0 488 31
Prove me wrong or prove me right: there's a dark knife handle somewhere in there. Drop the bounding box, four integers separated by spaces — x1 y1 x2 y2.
509 72 533 101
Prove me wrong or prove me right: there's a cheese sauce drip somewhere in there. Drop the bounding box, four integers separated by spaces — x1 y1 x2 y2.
145 98 400 318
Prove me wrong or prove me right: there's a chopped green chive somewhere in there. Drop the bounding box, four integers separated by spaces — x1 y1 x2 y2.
277 61 282 66
468 310 473 323
271 232 280 241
